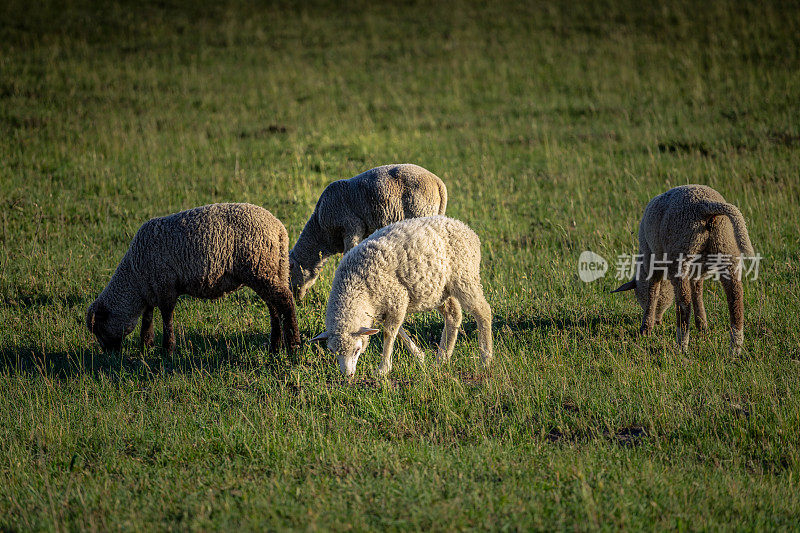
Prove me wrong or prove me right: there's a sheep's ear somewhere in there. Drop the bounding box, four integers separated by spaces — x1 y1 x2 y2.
354 327 380 337
309 332 330 343
611 279 636 293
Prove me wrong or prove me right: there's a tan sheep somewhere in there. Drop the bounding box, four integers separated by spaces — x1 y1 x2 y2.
612 185 755 355
290 164 447 300
86 203 300 354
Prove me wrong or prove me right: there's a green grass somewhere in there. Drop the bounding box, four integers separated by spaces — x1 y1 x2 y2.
2 0 800 529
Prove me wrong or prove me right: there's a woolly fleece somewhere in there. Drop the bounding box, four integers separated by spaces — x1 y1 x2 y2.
613 185 754 355
313 216 492 378
290 163 447 300
86 203 300 354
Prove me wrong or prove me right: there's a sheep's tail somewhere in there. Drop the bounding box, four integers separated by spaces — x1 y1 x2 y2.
436 176 448 215
698 201 755 256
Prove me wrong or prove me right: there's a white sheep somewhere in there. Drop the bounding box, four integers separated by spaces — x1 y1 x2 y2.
612 185 755 355
310 216 493 378
290 163 447 300
86 203 300 354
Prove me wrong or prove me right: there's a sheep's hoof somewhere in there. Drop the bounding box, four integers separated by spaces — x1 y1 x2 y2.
373 366 390 378
639 326 653 336
287 343 302 355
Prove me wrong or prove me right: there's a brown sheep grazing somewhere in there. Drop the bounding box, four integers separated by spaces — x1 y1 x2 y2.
613 185 755 356
86 203 300 354
290 164 447 301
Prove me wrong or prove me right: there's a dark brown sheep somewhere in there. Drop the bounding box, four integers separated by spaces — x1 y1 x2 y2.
87 203 300 354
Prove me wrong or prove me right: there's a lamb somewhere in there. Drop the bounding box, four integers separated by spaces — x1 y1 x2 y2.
309 216 493 379
86 203 300 354
612 185 755 356
289 164 447 300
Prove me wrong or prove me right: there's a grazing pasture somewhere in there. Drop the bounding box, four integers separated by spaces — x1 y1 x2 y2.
1 0 799 529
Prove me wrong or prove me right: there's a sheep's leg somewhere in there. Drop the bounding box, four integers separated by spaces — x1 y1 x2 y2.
436 297 463 363
397 328 425 364
376 325 401 377
672 277 692 353
276 287 301 353
640 279 661 335
376 308 406 377
457 288 493 368
159 301 176 354
721 275 744 356
692 278 708 331
654 280 674 325
141 306 155 349
252 282 300 354
265 301 283 354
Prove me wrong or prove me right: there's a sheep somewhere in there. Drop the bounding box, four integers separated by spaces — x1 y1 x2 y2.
86 203 300 355
289 163 447 300
612 185 755 356
309 216 493 379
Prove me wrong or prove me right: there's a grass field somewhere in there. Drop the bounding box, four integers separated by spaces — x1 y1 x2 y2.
2 0 800 529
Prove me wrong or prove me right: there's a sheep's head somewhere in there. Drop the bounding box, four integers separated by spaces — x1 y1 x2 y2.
310 327 380 378
86 300 136 352
289 256 322 301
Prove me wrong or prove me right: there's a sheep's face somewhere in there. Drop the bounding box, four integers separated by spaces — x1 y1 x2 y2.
310 327 380 379
331 334 368 378
86 300 136 351
289 257 321 301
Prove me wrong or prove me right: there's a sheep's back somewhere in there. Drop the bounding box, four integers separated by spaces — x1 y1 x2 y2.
337 216 479 309
131 203 285 298
642 185 743 258
351 164 445 227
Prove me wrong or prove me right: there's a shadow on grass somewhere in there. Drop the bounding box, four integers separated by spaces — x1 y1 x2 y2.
0 329 304 382
0 310 642 382
403 311 633 345
495 313 631 333
545 425 649 447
